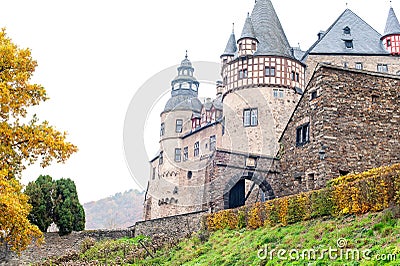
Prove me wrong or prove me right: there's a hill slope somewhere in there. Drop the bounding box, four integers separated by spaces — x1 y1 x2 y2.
141 208 400 265
83 189 144 229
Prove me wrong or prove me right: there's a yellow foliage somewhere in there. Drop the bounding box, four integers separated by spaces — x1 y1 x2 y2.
206 164 400 232
247 202 263 229
0 170 43 253
0 28 77 177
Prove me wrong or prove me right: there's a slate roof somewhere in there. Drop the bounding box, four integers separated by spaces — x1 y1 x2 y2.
304 9 389 57
383 7 400 36
291 46 306 61
250 0 293 57
213 95 223 111
239 13 257 41
164 55 202 113
164 95 203 113
222 31 238 56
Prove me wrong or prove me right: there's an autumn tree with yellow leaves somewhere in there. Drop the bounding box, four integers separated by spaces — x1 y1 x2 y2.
0 28 77 256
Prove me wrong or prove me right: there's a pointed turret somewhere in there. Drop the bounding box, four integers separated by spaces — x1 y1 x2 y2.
384 7 400 36
382 7 400 55
237 13 258 56
250 0 293 57
221 26 237 57
239 13 257 40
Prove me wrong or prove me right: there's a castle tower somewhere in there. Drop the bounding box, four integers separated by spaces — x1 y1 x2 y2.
382 7 400 55
144 53 204 220
220 0 305 156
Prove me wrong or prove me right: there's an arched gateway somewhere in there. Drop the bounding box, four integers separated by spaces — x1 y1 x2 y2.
223 172 275 209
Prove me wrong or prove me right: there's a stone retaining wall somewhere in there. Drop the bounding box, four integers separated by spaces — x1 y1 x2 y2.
134 210 207 239
1 229 133 265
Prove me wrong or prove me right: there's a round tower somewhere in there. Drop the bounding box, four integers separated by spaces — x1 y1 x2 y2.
145 53 203 219
381 7 400 55
220 0 306 156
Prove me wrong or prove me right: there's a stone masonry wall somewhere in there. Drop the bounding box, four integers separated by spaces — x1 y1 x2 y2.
134 210 207 239
2 229 133 265
276 64 400 197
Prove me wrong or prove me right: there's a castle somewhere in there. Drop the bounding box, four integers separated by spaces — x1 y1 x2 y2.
143 0 400 220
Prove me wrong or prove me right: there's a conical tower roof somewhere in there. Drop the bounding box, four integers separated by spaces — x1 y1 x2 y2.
222 29 237 56
250 0 293 57
239 13 257 41
383 7 400 36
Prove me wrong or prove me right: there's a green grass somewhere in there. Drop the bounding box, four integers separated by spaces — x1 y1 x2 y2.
46 208 400 265
135 208 400 266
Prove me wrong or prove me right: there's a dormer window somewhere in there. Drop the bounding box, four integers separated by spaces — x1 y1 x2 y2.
343 26 351 35
344 40 353 49
251 42 256 51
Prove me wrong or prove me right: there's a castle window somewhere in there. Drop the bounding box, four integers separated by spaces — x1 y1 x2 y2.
159 151 164 165
273 89 284 98
339 170 349 176
183 147 188 161
377 64 388 73
291 71 300 82
251 42 256 51
176 119 183 133
265 67 276 77
243 108 258 127
239 69 248 79
210 135 216 151
294 173 303 184
223 76 228 85
175 148 181 162
296 123 310 146
187 171 193 179
343 62 349 68
310 91 317 100
194 142 199 157
344 40 353 49
355 62 363 70
343 26 351 35
152 167 156 180
160 123 165 136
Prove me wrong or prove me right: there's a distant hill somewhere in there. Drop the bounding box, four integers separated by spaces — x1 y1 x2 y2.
83 189 145 230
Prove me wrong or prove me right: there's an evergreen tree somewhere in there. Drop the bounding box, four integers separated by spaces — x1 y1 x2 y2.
25 176 85 235
53 178 85 235
25 175 55 232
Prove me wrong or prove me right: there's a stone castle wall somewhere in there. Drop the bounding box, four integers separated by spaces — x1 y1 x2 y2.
276 64 400 197
1 229 134 265
2 210 207 265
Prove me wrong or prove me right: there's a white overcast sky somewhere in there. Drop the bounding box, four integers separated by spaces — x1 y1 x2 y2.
0 0 396 203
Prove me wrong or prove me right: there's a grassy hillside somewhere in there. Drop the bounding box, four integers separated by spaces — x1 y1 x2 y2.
42 207 400 265
83 189 144 229
140 208 400 265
